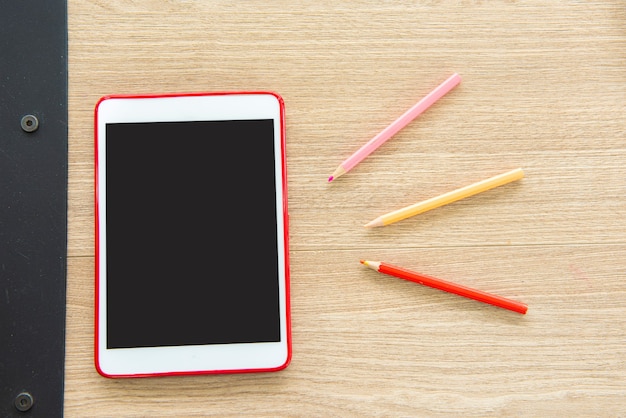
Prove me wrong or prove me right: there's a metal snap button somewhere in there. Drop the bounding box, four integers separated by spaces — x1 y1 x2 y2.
21 114 39 132
14 392 34 411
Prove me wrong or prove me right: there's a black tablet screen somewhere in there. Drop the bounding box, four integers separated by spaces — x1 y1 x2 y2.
105 120 281 349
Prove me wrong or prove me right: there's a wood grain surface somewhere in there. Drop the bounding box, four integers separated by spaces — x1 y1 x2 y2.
66 1 626 416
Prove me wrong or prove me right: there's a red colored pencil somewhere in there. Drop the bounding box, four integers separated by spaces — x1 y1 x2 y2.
361 260 527 314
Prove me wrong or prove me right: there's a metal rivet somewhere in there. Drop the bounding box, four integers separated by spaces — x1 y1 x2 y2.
21 114 39 133
14 392 34 412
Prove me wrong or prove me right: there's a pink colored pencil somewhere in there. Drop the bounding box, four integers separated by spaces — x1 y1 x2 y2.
328 73 461 182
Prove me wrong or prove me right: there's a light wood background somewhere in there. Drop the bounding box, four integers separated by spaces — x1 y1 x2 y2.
66 1 626 416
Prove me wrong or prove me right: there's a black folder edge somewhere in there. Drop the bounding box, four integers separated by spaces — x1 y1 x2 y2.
0 1 68 417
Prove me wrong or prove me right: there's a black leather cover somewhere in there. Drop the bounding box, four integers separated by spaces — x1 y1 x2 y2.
0 1 68 416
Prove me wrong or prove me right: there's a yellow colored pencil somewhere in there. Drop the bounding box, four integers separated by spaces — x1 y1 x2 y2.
364 168 524 227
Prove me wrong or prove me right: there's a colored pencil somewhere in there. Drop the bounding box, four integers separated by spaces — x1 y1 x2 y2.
361 260 528 314
328 73 462 182
365 168 524 227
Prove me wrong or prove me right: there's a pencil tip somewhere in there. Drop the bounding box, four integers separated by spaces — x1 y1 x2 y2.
329 166 346 181
364 218 383 228
360 259 365 264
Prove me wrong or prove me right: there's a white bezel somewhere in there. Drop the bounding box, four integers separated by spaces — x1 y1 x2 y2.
95 93 289 377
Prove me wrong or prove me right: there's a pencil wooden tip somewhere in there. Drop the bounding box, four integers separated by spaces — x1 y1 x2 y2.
361 260 379 271
329 166 346 182
364 218 383 228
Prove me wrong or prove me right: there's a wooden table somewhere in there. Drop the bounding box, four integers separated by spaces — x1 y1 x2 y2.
66 1 626 416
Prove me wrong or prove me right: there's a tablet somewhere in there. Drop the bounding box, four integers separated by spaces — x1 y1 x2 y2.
95 91 291 378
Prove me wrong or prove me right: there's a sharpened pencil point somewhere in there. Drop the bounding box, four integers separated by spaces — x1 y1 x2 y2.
329 165 346 182
361 260 379 271
364 218 383 228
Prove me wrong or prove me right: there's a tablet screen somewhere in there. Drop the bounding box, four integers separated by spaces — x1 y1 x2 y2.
105 119 280 349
